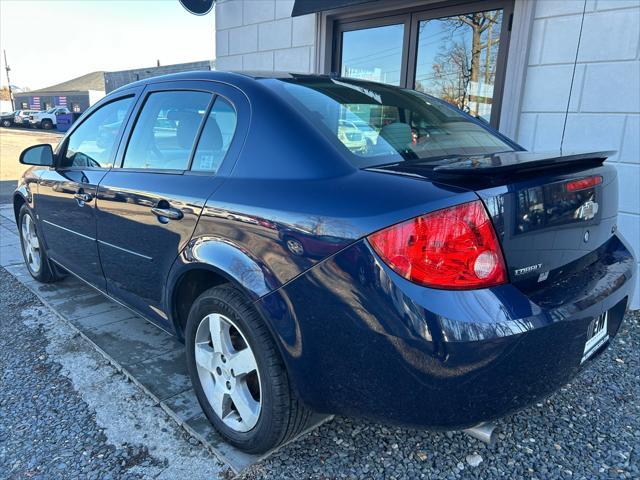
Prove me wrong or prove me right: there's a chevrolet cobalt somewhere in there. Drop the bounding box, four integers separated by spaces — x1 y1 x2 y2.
15 72 635 453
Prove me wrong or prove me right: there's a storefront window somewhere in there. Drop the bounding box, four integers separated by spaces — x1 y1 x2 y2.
340 24 404 86
332 1 512 127
415 9 503 123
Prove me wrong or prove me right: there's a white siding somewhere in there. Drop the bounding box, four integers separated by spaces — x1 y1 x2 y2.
214 0 316 73
516 0 640 308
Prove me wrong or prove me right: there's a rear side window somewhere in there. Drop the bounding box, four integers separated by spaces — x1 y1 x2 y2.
191 96 237 173
60 96 133 168
123 91 211 171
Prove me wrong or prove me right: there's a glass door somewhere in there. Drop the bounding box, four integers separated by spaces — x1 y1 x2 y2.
341 24 405 85
412 8 507 124
332 1 513 127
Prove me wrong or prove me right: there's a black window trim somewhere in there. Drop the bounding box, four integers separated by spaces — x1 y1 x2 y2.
331 0 514 128
54 93 137 172
185 94 240 176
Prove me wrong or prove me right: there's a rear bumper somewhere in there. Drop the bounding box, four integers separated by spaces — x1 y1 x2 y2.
258 234 635 428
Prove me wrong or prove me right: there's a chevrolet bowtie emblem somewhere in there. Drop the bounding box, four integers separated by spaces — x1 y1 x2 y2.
576 200 599 221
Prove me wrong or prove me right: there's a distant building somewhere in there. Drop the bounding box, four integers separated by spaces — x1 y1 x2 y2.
104 60 214 93
13 71 105 113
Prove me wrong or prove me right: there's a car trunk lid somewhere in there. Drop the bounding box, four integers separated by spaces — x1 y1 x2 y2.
366 151 619 287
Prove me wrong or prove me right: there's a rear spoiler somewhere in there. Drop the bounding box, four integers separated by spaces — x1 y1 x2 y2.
431 151 615 176
366 151 615 185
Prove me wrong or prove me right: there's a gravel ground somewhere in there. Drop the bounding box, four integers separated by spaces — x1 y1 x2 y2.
0 268 226 480
1 262 638 480
241 310 640 480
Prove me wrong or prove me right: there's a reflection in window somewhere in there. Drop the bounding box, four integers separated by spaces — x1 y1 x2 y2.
191 97 237 173
341 24 404 86
61 96 133 168
123 91 211 171
275 79 512 167
415 9 503 122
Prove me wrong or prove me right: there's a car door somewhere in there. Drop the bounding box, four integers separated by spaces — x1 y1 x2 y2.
36 92 139 289
95 80 244 327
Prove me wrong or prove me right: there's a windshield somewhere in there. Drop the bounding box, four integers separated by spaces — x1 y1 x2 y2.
46 108 57 114
269 77 514 168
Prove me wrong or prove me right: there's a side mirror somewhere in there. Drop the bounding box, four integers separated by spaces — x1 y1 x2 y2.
20 144 54 166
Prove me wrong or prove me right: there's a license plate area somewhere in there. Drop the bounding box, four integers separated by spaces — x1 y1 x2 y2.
581 311 609 363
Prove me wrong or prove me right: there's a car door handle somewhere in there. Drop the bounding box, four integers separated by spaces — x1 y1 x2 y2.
74 192 93 202
151 206 183 221
74 192 93 204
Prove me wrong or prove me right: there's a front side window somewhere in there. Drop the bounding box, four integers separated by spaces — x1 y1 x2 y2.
60 96 133 168
272 78 513 168
191 96 237 173
123 90 211 171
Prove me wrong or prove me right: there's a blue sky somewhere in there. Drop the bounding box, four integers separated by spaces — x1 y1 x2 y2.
0 0 215 90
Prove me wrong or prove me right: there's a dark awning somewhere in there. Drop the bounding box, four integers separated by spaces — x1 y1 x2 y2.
292 0 376 17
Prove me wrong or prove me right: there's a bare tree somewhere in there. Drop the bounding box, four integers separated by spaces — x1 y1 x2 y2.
420 11 501 117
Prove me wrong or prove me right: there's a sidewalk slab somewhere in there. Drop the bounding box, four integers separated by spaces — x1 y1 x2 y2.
1 212 330 474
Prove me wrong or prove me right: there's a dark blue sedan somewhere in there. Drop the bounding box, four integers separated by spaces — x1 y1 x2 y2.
14 72 636 453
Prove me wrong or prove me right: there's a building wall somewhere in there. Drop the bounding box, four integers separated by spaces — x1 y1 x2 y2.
12 93 92 112
214 0 316 72
515 0 640 308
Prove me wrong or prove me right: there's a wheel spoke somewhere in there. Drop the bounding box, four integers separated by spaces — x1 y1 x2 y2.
230 385 259 427
209 383 227 418
195 343 216 373
227 347 257 377
208 314 232 355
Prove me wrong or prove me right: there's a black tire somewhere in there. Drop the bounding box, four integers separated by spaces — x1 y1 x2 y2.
41 120 53 130
18 204 61 283
1 119 11 128
185 284 311 453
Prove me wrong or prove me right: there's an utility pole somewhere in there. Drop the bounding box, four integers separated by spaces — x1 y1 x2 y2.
4 50 14 111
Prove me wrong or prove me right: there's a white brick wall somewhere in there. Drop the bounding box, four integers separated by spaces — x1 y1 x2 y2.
516 0 640 308
214 0 315 73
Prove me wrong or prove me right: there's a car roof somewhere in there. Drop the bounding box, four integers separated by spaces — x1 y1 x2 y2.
109 70 390 95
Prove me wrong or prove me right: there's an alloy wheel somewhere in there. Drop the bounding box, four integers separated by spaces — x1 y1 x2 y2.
286 238 304 256
194 313 262 432
21 213 41 274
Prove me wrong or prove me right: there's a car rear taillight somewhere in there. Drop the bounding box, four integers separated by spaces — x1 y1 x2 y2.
565 175 602 192
367 200 507 289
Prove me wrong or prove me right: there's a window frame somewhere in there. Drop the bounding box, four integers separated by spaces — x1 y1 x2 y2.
114 82 241 177
189 95 239 175
331 0 514 128
54 91 139 172
117 87 216 175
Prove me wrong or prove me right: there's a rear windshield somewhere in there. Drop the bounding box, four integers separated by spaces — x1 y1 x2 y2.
269 77 514 168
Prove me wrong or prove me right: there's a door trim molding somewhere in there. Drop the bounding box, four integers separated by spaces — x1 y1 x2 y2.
98 239 153 261
43 219 95 241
